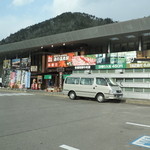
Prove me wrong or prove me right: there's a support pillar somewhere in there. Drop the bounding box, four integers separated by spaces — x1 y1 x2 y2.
108 41 111 53
138 36 143 51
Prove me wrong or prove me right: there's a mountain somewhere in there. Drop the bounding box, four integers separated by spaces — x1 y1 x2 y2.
0 12 116 45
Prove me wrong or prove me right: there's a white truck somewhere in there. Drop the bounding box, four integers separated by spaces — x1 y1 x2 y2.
63 74 123 102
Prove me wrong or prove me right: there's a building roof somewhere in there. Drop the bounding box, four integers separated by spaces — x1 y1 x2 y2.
0 16 150 55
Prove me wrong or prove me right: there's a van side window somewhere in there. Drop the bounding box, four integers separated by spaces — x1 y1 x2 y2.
80 78 94 85
65 77 80 84
96 78 107 86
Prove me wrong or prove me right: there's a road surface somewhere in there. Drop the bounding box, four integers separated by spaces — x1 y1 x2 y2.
0 91 150 150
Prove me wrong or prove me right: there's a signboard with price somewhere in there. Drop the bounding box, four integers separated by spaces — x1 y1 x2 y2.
47 53 76 68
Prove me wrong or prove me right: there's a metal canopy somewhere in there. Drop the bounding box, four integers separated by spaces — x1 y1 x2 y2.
0 16 150 54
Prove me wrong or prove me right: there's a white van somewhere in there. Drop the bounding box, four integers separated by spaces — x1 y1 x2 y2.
63 74 123 102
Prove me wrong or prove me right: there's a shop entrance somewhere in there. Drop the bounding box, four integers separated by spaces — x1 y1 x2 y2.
45 68 72 92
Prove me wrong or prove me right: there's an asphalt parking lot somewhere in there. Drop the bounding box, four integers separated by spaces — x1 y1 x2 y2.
0 91 150 150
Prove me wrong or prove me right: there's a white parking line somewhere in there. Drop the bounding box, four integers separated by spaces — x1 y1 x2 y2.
126 122 150 128
59 145 80 150
0 93 34 96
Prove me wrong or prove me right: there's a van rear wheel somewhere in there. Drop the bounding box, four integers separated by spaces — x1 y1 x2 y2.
96 93 105 103
69 91 76 100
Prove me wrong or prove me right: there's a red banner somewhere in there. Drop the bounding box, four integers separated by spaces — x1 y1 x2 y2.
47 53 76 68
72 55 96 66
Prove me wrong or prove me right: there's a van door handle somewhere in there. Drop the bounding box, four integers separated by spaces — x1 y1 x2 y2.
93 86 97 89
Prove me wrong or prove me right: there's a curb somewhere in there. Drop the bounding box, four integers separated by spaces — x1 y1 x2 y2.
125 99 150 106
0 88 65 96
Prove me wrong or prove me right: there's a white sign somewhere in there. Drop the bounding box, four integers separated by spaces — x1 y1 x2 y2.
131 136 150 148
31 66 38 72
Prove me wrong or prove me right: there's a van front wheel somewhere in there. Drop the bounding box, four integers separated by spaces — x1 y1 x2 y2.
96 93 105 103
69 91 76 100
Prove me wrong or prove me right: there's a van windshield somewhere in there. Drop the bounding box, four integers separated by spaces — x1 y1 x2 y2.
96 78 107 86
105 78 118 86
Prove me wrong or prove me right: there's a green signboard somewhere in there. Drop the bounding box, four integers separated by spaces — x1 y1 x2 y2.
63 74 71 79
44 75 52 79
95 63 126 69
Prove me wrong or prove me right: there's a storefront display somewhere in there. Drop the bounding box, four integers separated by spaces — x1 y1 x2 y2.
9 71 16 88
3 70 11 87
3 50 150 90
31 78 38 90
25 71 31 88
3 57 31 89
9 70 31 89
12 58 21 69
3 59 11 69
21 58 31 70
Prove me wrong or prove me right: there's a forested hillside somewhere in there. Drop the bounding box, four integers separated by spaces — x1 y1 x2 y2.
0 12 116 45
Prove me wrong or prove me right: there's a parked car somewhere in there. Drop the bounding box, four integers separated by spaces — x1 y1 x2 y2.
63 74 123 102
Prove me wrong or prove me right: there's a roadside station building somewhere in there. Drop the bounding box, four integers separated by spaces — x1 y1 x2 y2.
0 16 150 99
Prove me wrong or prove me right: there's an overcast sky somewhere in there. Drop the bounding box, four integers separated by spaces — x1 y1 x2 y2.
0 0 150 40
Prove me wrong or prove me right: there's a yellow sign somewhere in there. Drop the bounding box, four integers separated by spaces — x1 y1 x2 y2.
127 63 150 68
